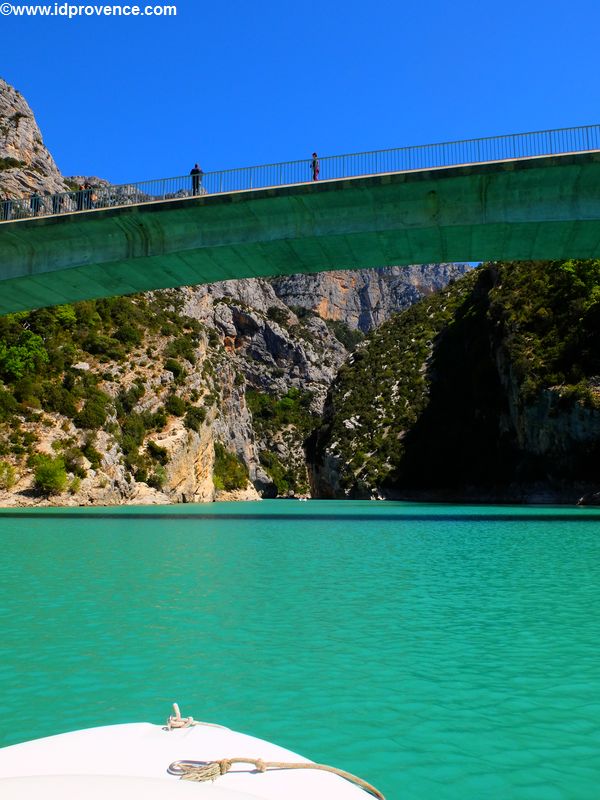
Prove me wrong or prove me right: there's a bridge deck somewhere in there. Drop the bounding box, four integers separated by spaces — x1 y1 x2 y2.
0 145 599 316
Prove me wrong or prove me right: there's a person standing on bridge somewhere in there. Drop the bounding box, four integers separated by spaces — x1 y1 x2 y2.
311 152 320 181
190 163 203 195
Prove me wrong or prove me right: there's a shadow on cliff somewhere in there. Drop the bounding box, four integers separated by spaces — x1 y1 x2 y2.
384 265 600 497
383 268 519 492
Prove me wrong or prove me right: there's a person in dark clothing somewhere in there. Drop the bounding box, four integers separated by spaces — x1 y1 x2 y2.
311 152 320 181
190 163 203 195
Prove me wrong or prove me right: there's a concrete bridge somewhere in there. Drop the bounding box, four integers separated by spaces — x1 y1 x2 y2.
0 127 599 315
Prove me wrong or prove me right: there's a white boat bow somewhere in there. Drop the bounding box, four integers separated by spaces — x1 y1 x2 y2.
0 707 384 800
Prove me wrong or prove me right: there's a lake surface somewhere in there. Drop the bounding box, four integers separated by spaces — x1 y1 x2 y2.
1 500 599 799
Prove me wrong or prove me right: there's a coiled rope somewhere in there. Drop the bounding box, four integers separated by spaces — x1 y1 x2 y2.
165 704 385 799
168 757 385 799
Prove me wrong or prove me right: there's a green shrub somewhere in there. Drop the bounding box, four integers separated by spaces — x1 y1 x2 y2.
23 431 36 446
267 306 289 326
141 408 167 431
121 413 146 455
325 319 365 351
82 333 123 360
165 336 196 364
114 323 142 346
289 305 315 321
13 375 44 406
246 387 315 435
34 454 67 495
74 394 109 430
132 463 148 483
82 439 102 469
54 305 77 330
207 329 220 347
184 406 206 432
258 450 295 496
213 442 248 491
0 461 17 490
117 381 145 414
63 446 87 478
0 156 25 170
181 316 202 334
147 466 167 490
164 358 186 381
0 331 49 381
0 388 17 421
165 394 186 416
147 440 169 464
42 383 77 416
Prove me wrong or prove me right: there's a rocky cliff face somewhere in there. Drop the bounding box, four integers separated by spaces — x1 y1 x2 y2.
271 264 472 332
0 78 69 197
178 280 349 497
0 77 471 505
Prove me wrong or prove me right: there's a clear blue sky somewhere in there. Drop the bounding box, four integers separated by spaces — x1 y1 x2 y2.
2 0 599 184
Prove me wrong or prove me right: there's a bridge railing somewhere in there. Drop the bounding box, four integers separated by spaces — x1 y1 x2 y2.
1 124 599 224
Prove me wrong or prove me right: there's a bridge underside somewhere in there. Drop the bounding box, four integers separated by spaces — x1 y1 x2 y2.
0 152 599 315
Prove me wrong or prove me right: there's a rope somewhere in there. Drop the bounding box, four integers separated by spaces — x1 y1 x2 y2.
166 703 194 729
165 706 384 798
168 757 385 800
165 703 226 731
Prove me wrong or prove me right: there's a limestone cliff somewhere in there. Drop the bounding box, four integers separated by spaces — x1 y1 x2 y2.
271 264 472 332
0 78 69 197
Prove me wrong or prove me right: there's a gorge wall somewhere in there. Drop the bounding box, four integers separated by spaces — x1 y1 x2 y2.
309 262 600 503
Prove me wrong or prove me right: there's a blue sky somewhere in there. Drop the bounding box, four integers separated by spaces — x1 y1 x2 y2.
2 0 599 184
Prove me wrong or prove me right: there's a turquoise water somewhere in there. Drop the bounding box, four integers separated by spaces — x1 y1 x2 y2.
1 501 600 799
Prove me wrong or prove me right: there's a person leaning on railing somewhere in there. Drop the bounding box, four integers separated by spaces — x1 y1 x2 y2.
190 163 203 195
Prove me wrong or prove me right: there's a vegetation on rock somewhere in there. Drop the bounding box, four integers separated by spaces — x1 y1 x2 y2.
247 387 316 495
213 442 248 491
33 454 68 495
489 259 600 406
311 260 600 499
0 292 213 497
